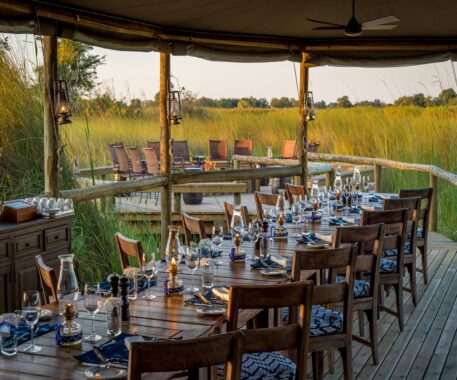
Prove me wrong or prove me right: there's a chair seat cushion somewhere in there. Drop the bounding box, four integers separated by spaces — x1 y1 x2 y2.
310 305 344 336
384 243 411 257
218 352 296 380
336 275 370 297
380 258 397 273
407 228 424 239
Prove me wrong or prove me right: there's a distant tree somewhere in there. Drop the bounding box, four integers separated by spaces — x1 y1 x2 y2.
434 88 457 105
394 93 427 107
237 98 251 109
270 97 294 108
336 96 352 108
217 98 238 108
314 100 326 109
196 96 218 107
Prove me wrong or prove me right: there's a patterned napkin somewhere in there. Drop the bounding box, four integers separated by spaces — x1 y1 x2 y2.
297 233 326 245
250 256 283 270
184 288 229 306
99 276 157 296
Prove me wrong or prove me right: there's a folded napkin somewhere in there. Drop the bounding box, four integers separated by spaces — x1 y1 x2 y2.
74 333 135 366
184 288 229 306
15 321 57 345
269 254 291 269
329 217 347 226
99 277 157 296
250 255 283 270
296 233 326 245
198 242 223 258
361 204 382 212
349 205 364 214
368 195 382 202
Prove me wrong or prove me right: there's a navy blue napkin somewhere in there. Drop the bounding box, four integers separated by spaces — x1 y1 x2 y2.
16 321 57 345
329 217 346 226
349 205 363 214
99 277 157 296
296 233 326 245
250 256 282 270
368 195 382 202
184 288 228 306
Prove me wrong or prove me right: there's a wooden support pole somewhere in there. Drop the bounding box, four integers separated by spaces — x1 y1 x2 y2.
298 53 309 193
429 173 438 232
43 31 59 197
173 192 182 213
160 53 171 259
374 164 382 192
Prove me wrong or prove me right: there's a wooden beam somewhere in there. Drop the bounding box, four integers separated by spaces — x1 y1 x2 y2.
429 174 438 232
298 52 309 191
160 52 171 259
232 155 298 167
43 30 59 197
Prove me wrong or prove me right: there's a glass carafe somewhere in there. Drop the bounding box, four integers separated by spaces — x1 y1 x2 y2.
275 191 285 214
311 179 320 200
230 209 244 235
56 254 79 314
334 165 343 192
165 225 181 266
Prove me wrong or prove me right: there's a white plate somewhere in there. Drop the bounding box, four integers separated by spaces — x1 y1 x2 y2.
306 242 329 249
260 268 287 276
196 306 227 316
85 367 127 379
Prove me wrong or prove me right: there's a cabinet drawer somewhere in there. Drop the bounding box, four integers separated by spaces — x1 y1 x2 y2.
45 225 70 248
15 231 42 256
0 239 9 260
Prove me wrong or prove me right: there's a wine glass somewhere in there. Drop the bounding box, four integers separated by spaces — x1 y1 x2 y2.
343 184 351 210
248 223 260 260
185 246 200 294
211 224 224 265
292 205 301 237
142 254 158 300
84 283 102 342
21 291 41 353
362 176 369 197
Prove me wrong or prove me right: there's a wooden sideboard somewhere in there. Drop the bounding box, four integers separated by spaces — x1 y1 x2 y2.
0 216 72 313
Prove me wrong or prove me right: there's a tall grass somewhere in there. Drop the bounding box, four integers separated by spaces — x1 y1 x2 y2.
63 106 457 241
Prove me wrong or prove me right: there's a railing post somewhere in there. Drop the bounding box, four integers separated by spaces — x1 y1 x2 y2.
326 167 335 189
173 192 181 213
374 163 382 192
429 173 438 232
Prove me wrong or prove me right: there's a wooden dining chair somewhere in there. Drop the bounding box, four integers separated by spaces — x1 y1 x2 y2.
254 191 279 218
209 140 229 168
383 196 421 306
399 188 433 284
128 331 243 380
108 142 124 166
332 223 386 365
285 183 307 206
223 202 251 232
173 140 191 168
115 232 145 271
142 147 159 176
233 139 253 156
282 140 297 159
181 213 207 245
291 246 357 380
361 208 409 331
113 145 131 179
226 281 314 380
35 255 58 304
127 146 144 176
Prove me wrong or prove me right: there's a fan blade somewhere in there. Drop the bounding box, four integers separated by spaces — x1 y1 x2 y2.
313 26 346 30
363 24 399 30
306 18 345 27
362 16 400 28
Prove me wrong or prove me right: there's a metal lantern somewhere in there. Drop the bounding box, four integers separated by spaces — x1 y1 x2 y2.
304 91 316 121
54 79 72 125
169 76 182 125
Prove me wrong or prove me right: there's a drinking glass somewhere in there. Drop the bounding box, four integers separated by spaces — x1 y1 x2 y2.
123 267 139 300
211 224 224 265
343 184 351 210
142 254 158 300
201 263 214 290
362 176 369 197
185 246 200 294
0 313 19 356
292 205 301 237
21 291 41 353
84 283 102 342
248 223 260 260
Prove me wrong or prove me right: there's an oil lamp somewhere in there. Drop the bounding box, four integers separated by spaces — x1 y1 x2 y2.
169 76 182 125
304 91 316 121
54 79 72 125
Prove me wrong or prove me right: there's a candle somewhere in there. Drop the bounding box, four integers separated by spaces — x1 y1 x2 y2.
169 257 178 281
233 233 241 247
277 213 284 226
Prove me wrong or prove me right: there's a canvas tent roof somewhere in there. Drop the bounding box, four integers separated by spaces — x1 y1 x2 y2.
1 0 457 66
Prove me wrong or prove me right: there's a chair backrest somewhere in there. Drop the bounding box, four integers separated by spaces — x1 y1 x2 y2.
291 246 356 337
113 145 130 174
227 281 314 380
209 140 228 161
306 142 320 153
383 197 421 243
254 191 279 218
233 140 253 156
285 183 307 206
146 141 160 157
224 202 250 232
282 140 297 159
361 209 409 273
333 224 386 299
115 232 144 271
128 331 243 380
108 142 124 165
173 140 190 162
142 147 159 175
399 188 433 238
181 212 207 245
127 147 143 175
35 255 58 304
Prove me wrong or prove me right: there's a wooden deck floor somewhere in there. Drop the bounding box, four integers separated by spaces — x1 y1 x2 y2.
327 232 457 380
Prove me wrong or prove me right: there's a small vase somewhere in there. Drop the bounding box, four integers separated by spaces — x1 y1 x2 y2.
56 254 79 314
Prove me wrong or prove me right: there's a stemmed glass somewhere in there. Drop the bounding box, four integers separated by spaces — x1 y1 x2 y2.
343 184 351 210
363 176 369 198
248 223 260 260
292 205 301 237
184 245 200 294
142 254 158 300
21 290 41 353
211 224 224 265
84 283 102 342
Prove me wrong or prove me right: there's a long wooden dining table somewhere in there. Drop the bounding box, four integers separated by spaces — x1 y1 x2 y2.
0 194 389 379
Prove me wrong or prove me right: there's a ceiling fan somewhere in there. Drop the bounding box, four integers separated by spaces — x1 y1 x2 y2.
306 0 400 37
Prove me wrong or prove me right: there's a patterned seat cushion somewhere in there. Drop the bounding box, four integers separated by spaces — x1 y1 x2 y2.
384 243 411 257
218 352 296 380
336 275 370 297
407 228 424 239
380 258 397 273
311 305 343 336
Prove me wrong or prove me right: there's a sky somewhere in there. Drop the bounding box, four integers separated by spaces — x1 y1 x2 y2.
8 34 457 104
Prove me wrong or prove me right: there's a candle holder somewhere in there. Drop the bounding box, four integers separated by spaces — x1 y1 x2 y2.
164 257 184 296
272 214 288 240
230 233 246 262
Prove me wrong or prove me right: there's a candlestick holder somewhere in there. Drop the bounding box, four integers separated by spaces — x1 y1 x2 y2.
164 257 184 296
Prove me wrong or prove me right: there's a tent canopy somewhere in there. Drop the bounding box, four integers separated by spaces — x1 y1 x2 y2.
1 0 457 66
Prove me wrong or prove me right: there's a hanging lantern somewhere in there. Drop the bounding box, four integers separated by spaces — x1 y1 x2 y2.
169 90 182 125
54 79 72 125
304 91 316 121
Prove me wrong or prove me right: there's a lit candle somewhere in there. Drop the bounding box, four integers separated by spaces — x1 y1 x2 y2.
169 257 178 281
233 233 241 247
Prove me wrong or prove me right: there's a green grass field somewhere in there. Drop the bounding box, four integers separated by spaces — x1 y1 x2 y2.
63 106 457 241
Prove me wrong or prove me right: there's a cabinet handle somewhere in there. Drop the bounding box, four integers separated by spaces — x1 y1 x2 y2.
25 243 30 247
55 236 59 240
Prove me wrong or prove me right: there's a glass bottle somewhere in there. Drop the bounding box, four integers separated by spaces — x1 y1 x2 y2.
56 303 82 346
57 254 79 314
165 225 181 266
311 179 320 200
275 191 285 214
334 165 343 192
230 209 244 235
